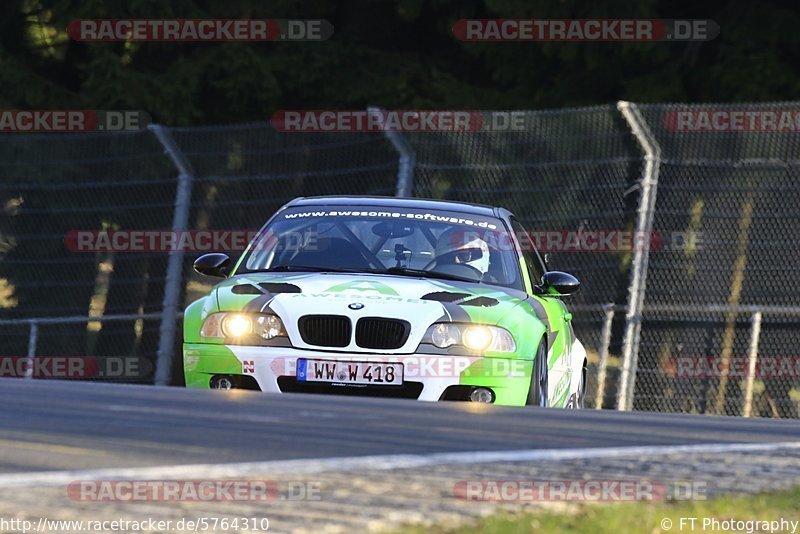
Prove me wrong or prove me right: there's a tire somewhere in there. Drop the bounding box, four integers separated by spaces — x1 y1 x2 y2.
526 338 548 407
576 361 587 409
564 360 588 409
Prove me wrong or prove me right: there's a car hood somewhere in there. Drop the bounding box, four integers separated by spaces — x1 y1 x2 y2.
212 272 526 352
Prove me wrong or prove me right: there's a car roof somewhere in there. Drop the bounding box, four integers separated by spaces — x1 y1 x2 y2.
287 196 501 217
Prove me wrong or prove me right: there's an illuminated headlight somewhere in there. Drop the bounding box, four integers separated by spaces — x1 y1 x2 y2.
201 313 286 340
425 323 516 353
223 314 252 337
463 325 493 351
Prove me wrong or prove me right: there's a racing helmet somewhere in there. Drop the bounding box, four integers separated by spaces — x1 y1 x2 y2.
434 228 490 273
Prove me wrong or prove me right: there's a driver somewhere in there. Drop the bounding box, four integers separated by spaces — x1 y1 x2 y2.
433 228 490 274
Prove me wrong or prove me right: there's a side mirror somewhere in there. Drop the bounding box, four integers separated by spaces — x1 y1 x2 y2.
535 271 580 296
193 253 231 278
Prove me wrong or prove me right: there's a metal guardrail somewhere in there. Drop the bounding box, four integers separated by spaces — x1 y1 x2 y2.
0 313 180 380
573 303 800 416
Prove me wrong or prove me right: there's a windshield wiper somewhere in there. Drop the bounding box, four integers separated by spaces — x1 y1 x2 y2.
369 266 478 283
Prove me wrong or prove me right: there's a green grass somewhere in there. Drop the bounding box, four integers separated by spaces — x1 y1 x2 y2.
399 487 800 533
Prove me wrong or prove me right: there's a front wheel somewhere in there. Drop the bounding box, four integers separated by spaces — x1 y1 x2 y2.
526 338 548 407
566 360 587 409
575 362 587 409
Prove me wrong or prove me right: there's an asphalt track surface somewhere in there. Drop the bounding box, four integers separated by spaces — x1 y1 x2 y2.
2 378 800 474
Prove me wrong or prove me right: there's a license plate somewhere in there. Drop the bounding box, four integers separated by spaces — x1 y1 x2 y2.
296 359 403 386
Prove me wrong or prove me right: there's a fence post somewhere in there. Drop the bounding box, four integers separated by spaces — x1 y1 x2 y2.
616 101 662 411
742 311 763 417
149 124 195 386
24 320 38 379
594 304 615 409
367 106 415 197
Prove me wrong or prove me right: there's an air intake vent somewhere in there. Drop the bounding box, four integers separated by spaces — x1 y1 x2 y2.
420 291 471 302
460 296 499 307
231 282 301 295
259 282 301 293
355 318 410 350
231 284 262 294
298 315 351 347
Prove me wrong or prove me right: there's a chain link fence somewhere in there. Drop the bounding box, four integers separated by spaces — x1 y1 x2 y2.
0 130 176 382
1 104 798 417
629 103 800 418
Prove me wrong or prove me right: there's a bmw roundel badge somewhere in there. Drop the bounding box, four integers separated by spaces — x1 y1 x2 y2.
348 302 365 310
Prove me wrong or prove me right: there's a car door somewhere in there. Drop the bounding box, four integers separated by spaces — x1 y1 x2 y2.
510 219 573 406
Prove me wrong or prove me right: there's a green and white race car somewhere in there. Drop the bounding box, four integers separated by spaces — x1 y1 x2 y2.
183 196 587 408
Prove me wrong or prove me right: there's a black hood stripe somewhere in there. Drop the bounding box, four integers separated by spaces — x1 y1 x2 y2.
243 293 276 314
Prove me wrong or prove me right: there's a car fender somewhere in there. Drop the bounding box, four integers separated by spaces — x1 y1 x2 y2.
183 295 219 344
493 300 547 361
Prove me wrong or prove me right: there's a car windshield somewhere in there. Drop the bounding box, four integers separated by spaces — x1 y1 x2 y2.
238 206 524 290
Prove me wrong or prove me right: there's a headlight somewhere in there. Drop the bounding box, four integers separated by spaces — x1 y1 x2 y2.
463 325 493 351
222 314 252 337
425 323 516 353
201 313 286 340
431 324 460 348
256 314 284 340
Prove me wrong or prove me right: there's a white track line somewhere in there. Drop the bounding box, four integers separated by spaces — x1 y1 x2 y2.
1 441 799 488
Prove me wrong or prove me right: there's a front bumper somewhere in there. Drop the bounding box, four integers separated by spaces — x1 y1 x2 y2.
183 343 533 405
